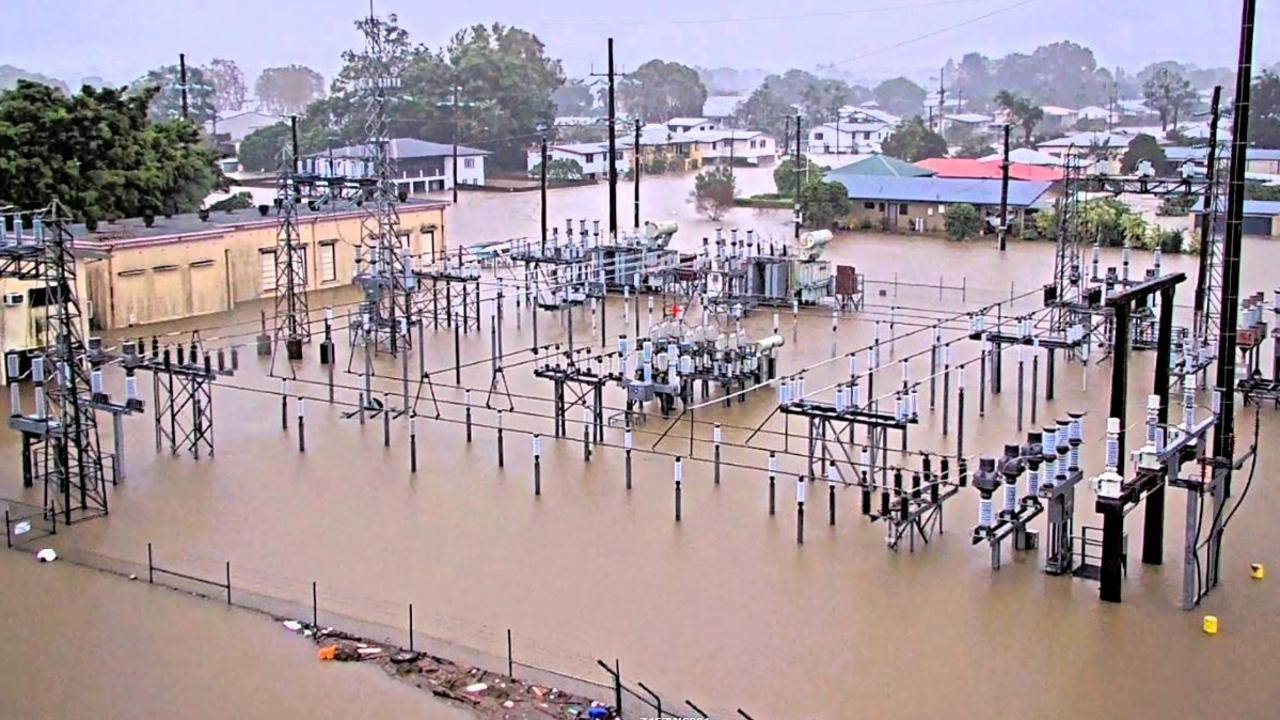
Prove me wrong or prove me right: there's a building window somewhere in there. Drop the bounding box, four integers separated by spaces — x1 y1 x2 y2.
878 202 886 211
899 204 909 215
319 242 337 283
463 158 476 169
260 250 277 293
615 152 623 160
814 132 824 140
585 153 594 163
864 202 876 209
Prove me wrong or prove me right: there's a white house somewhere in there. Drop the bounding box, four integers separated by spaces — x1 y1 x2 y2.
807 121 893 155
702 96 747 122
840 105 902 127
666 117 719 133
205 110 281 144
1039 105 1078 132
302 138 489 194
939 113 996 137
526 142 629 180
685 130 777 166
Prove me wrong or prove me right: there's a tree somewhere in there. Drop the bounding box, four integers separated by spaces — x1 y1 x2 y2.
1250 71 1280 148
881 117 948 162
552 80 595 116
735 84 793 141
255 65 325 116
203 58 247 116
1143 67 1196 131
133 63 216 124
1120 134 1167 174
773 154 824 198
954 136 995 159
528 158 583 181
1 65 69 94
799 179 851 229
945 203 981 241
0 81 220 222
236 122 292 172
873 77 926 118
620 60 707 121
994 90 1044 145
954 53 994 111
692 166 736 221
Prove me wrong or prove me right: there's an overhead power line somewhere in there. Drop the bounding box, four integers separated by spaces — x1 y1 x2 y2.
529 0 993 28
823 0 1041 69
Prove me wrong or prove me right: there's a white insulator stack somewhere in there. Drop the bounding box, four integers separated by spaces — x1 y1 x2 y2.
979 495 993 529
1069 414 1083 469
1027 461 1041 498
796 474 807 503
1105 417 1121 473
1056 421 1070 478
1182 385 1196 431
32 356 46 419
1146 394 1161 447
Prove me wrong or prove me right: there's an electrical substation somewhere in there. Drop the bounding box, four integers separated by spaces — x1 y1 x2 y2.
2 2 1276 717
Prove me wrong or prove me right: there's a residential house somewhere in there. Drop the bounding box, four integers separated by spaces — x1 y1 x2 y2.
685 130 778 166
633 124 702 172
840 106 902 127
702 96 748 123
205 110 281 144
1247 149 1280 175
666 117 719 133
1037 131 1133 171
1039 106 1078 133
826 172 1053 233
1195 200 1280 236
834 154 934 178
525 142 629 180
915 157 1063 182
977 147 1064 167
807 121 894 155
301 138 489 193
939 113 996 140
1075 105 1115 127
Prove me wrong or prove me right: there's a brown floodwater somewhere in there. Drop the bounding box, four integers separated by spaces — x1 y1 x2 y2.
3 167 1278 718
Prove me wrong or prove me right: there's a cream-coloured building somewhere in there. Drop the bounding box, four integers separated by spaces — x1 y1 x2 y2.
73 201 448 331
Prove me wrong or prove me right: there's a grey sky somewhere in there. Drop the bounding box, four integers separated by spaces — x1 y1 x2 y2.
6 0 1276 90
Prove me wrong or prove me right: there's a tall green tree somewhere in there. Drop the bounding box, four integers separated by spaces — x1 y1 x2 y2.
1120 134 1167 174
255 65 325 116
799 179 851 228
0 81 220 222
773 155 824 198
873 77 926 118
620 60 707 121
552 80 595 116
994 90 1044 144
1143 67 1196 131
881 117 948 162
735 84 794 141
1249 71 1280 148
134 63 217 124
692 166 736 221
204 58 248 116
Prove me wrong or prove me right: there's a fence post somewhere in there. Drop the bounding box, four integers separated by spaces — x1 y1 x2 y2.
409 603 415 652
507 629 513 677
4 510 9 549
147 542 154 584
312 581 318 628
225 561 231 605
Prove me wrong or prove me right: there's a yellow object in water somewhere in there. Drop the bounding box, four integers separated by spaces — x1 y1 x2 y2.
1203 615 1219 635
1251 563 1265 579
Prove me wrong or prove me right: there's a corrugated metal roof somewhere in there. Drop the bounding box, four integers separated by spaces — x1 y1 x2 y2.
666 117 710 126
702 96 747 117
838 154 934 177
827 173 1053 207
307 138 490 159
915 158 1062 181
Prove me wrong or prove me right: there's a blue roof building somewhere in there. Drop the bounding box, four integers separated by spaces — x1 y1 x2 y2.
826 172 1054 234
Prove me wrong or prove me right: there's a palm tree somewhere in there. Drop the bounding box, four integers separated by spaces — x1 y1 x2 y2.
994 90 1044 144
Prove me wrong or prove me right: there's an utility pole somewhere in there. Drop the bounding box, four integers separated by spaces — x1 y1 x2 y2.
937 65 946 133
1193 86 1222 326
607 39 618 240
540 133 549 253
633 117 642 229
179 53 189 121
793 113 802 240
1212 0 1257 504
451 85 460 204
998 123 1011 252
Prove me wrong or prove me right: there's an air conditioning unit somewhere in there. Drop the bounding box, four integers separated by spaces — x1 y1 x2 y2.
3 293 23 307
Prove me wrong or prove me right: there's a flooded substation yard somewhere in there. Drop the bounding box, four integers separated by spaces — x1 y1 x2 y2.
3 168 1278 719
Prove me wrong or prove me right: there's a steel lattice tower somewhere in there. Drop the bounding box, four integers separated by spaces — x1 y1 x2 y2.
273 167 311 360
351 8 413 356
40 206 109 523
1049 152 1085 331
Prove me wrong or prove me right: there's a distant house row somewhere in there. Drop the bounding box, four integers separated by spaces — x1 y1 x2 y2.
529 117 779 179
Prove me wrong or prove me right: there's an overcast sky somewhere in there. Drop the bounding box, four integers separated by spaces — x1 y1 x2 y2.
6 0 1277 90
